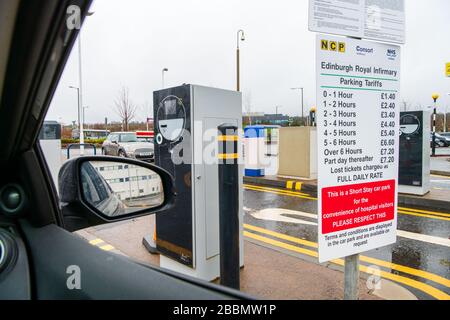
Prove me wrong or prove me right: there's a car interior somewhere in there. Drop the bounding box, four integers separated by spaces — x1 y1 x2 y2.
0 0 249 300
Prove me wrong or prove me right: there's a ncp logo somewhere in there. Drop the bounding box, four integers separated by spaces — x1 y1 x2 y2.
387 49 397 60
321 40 345 53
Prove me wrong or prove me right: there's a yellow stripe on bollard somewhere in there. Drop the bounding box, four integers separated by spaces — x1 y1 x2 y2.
218 153 238 159
218 135 239 141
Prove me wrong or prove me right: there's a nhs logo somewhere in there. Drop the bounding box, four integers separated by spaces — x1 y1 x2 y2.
387 49 397 60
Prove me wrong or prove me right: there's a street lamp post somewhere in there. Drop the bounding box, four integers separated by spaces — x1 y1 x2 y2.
236 29 245 92
83 106 89 129
69 85 80 126
444 104 449 133
74 11 94 155
69 85 81 138
431 93 440 156
291 87 304 126
162 68 168 89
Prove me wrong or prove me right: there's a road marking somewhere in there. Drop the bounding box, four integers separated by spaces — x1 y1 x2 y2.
245 223 318 248
88 238 115 251
247 206 450 247
244 230 450 300
397 230 450 247
99 244 115 251
246 184 312 197
250 208 317 226
430 180 450 183
398 206 450 218
431 174 450 179
398 210 450 222
244 230 318 258
245 184 450 221
244 184 315 199
244 223 450 289
89 239 104 245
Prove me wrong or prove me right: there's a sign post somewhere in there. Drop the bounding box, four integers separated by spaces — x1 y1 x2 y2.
344 254 359 300
316 34 401 296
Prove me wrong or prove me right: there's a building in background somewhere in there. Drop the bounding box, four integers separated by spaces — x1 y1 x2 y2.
243 112 290 126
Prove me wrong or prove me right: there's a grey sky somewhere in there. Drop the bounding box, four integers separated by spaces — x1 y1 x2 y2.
47 0 450 125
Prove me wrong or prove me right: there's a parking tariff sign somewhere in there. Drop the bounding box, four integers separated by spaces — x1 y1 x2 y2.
316 34 401 263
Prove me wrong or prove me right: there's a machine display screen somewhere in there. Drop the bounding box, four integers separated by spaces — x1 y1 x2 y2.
164 99 177 116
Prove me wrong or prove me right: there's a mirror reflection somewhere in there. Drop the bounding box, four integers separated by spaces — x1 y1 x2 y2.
80 161 164 217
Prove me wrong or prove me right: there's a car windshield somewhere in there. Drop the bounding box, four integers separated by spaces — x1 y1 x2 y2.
121 133 138 142
34 0 450 302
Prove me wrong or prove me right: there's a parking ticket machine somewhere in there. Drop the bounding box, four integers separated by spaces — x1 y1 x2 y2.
398 111 430 195
153 84 244 281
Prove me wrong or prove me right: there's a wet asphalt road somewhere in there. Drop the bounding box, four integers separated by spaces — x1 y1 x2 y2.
243 184 450 300
430 174 450 191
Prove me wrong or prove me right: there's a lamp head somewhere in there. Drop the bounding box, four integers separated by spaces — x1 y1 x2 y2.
432 93 439 102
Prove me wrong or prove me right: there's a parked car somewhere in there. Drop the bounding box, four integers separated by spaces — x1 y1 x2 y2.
102 132 154 162
430 133 450 147
438 132 450 144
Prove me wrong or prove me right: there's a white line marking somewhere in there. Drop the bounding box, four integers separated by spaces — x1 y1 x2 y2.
249 207 450 247
430 180 450 183
250 208 317 226
397 230 450 248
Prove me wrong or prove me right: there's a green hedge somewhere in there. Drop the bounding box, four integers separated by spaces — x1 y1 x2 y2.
61 138 106 148
62 138 106 143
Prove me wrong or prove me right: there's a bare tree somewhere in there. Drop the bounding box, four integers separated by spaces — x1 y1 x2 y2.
113 87 137 131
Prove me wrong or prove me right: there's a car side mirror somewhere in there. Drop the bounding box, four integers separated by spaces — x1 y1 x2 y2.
58 156 176 232
111 140 118 144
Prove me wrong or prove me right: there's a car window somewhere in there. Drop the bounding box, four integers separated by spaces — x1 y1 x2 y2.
35 0 450 302
81 162 112 205
120 133 138 143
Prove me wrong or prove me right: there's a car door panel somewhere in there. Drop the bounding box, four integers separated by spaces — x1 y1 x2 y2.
19 220 249 300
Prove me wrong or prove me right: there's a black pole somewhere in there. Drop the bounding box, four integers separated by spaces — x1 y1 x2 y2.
301 88 304 126
432 106 436 156
218 124 240 290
